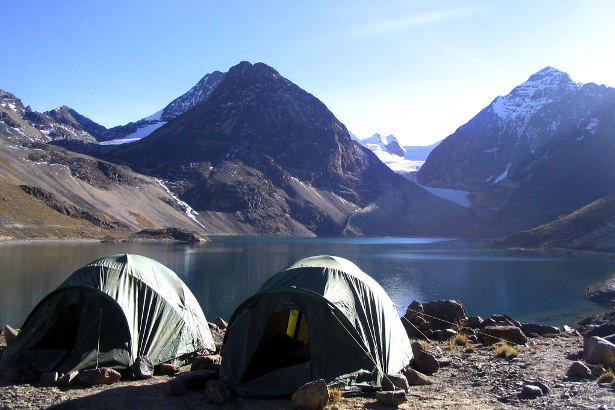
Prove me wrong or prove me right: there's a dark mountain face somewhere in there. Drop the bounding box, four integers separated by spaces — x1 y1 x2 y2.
106 61 471 235
416 67 615 236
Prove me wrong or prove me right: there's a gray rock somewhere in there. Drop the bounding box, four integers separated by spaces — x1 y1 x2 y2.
57 370 79 388
480 326 528 346
166 378 187 396
524 380 550 394
291 379 328 409
435 328 457 341
521 323 561 336
466 316 483 328
39 371 58 387
78 368 121 386
214 317 228 330
381 373 409 393
155 363 180 375
586 324 615 338
411 350 440 375
437 358 452 367
401 366 433 385
521 384 543 398
411 340 425 357
3 325 19 345
567 361 591 378
191 354 222 371
584 336 615 365
206 380 231 404
588 364 606 377
376 390 407 406
178 370 218 389
130 356 154 379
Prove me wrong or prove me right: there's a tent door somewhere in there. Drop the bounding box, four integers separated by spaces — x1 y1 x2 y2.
32 304 82 350
242 309 311 383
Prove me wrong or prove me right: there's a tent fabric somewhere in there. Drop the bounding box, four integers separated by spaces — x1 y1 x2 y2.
1 254 214 377
220 255 412 397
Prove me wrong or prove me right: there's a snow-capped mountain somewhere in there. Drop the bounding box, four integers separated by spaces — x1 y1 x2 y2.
100 71 226 145
418 66 615 236
360 133 405 156
0 90 100 144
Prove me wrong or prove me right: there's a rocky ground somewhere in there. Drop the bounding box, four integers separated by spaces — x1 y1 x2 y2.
2 326 615 409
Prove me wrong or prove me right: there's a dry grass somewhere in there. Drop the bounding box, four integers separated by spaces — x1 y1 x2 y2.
493 341 519 360
328 387 342 403
446 333 471 350
465 343 476 353
411 339 430 352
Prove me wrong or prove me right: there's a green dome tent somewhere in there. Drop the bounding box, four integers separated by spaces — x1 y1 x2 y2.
220 255 412 397
1 254 214 379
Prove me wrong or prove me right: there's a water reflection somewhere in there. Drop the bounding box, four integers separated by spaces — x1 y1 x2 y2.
1 237 614 328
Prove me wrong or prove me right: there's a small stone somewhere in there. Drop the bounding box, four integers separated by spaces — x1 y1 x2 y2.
206 380 231 404
567 361 591 378
437 358 452 367
130 356 154 379
292 379 328 409
381 373 409 393
401 366 433 385
411 351 440 375
156 363 180 375
411 341 425 357
3 325 19 345
166 378 187 396
57 370 79 388
39 371 58 387
78 368 121 386
191 354 222 371
521 384 543 397
524 380 550 395
376 390 407 406
214 317 228 330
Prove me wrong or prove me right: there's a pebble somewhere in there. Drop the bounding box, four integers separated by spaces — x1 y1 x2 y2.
521 385 543 398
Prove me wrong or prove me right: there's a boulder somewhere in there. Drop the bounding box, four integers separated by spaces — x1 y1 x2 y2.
466 316 483 328
521 323 561 337
586 324 615 339
401 366 433 385
57 371 79 388
191 354 222 371
584 336 615 365
566 361 591 378
156 363 180 375
375 390 407 406
588 364 606 377
422 300 465 330
411 351 439 375
480 326 528 346
381 373 409 393
177 370 218 389
130 356 154 379
410 341 425 357
166 378 188 396
521 384 543 398
78 368 121 386
3 325 19 345
206 380 231 404
291 379 328 409
39 371 58 387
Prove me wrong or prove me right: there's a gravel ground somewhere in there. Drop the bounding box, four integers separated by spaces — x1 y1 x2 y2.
2 331 615 409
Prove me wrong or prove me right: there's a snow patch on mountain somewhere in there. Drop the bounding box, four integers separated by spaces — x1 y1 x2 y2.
155 178 205 229
100 121 167 145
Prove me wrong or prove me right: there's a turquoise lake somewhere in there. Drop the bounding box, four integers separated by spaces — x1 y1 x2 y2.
1 236 614 328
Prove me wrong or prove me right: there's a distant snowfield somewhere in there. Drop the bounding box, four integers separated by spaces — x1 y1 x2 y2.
372 151 424 173
100 121 166 145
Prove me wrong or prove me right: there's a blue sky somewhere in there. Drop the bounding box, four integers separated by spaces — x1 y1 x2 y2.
2 1 614 145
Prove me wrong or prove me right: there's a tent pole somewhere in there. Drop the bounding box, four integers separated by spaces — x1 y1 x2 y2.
96 307 102 369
